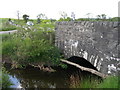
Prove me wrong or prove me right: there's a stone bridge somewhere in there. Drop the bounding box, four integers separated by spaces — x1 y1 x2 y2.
55 21 120 75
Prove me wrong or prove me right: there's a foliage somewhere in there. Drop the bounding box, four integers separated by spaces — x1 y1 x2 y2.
13 19 26 26
0 18 17 31
0 67 13 88
70 75 100 88
37 13 47 19
80 76 100 88
97 76 119 88
58 17 72 21
70 75 119 88
60 11 68 19
109 17 120 21
2 26 61 68
76 17 120 21
76 18 94 21
22 14 29 23
2 34 17 57
96 14 107 20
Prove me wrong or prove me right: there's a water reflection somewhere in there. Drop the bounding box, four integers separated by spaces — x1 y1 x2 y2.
9 75 22 88
7 67 69 88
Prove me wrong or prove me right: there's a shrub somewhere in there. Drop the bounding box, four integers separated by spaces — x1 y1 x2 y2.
2 27 61 68
2 34 15 56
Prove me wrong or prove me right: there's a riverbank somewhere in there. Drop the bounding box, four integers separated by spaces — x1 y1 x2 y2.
2 63 119 88
1 18 119 89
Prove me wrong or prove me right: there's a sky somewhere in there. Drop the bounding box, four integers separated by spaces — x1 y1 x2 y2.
0 0 119 19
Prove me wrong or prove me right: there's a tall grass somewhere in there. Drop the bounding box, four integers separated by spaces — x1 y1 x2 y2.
69 75 119 88
97 76 119 88
70 74 100 88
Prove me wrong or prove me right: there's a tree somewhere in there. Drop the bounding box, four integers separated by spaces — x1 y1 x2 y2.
97 15 101 18
96 15 101 20
96 14 107 20
37 13 47 19
37 18 40 24
37 13 48 24
60 11 67 19
101 14 106 19
71 12 75 20
17 11 20 20
23 14 29 23
86 13 91 19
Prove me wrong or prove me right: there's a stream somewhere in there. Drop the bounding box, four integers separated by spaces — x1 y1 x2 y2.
4 62 99 89
6 66 71 88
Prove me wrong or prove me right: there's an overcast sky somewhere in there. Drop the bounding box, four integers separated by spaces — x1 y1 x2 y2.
0 0 119 19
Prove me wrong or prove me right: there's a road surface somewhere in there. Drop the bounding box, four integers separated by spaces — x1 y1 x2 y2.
0 30 17 34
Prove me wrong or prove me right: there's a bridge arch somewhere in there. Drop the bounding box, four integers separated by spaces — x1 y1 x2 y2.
55 21 119 75
66 56 98 71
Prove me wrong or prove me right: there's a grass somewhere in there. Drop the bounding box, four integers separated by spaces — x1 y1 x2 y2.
80 77 99 88
1 18 120 89
70 75 119 88
0 67 13 88
97 76 119 88
0 18 17 31
70 75 100 88
2 21 61 68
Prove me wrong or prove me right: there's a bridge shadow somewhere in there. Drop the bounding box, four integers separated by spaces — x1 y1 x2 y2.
66 56 98 71
62 56 99 78
60 56 103 86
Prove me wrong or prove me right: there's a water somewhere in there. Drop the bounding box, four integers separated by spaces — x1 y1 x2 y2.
5 63 100 89
6 66 70 88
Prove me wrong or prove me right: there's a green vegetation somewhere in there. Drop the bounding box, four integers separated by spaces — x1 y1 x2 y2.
76 17 120 22
70 75 119 88
2 20 61 68
22 14 29 23
79 77 99 88
1 16 119 88
1 16 119 32
0 18 17 31
0 67 13 88
97 76 119 88
70 75 100 88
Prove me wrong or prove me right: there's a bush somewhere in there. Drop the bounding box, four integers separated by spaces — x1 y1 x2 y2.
2 34 16 56
2 27 61 68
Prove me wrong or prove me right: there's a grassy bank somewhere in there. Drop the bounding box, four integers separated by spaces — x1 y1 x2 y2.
70 75 119 88
0 18 56 31
97 76 119 88
0 18 17 31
